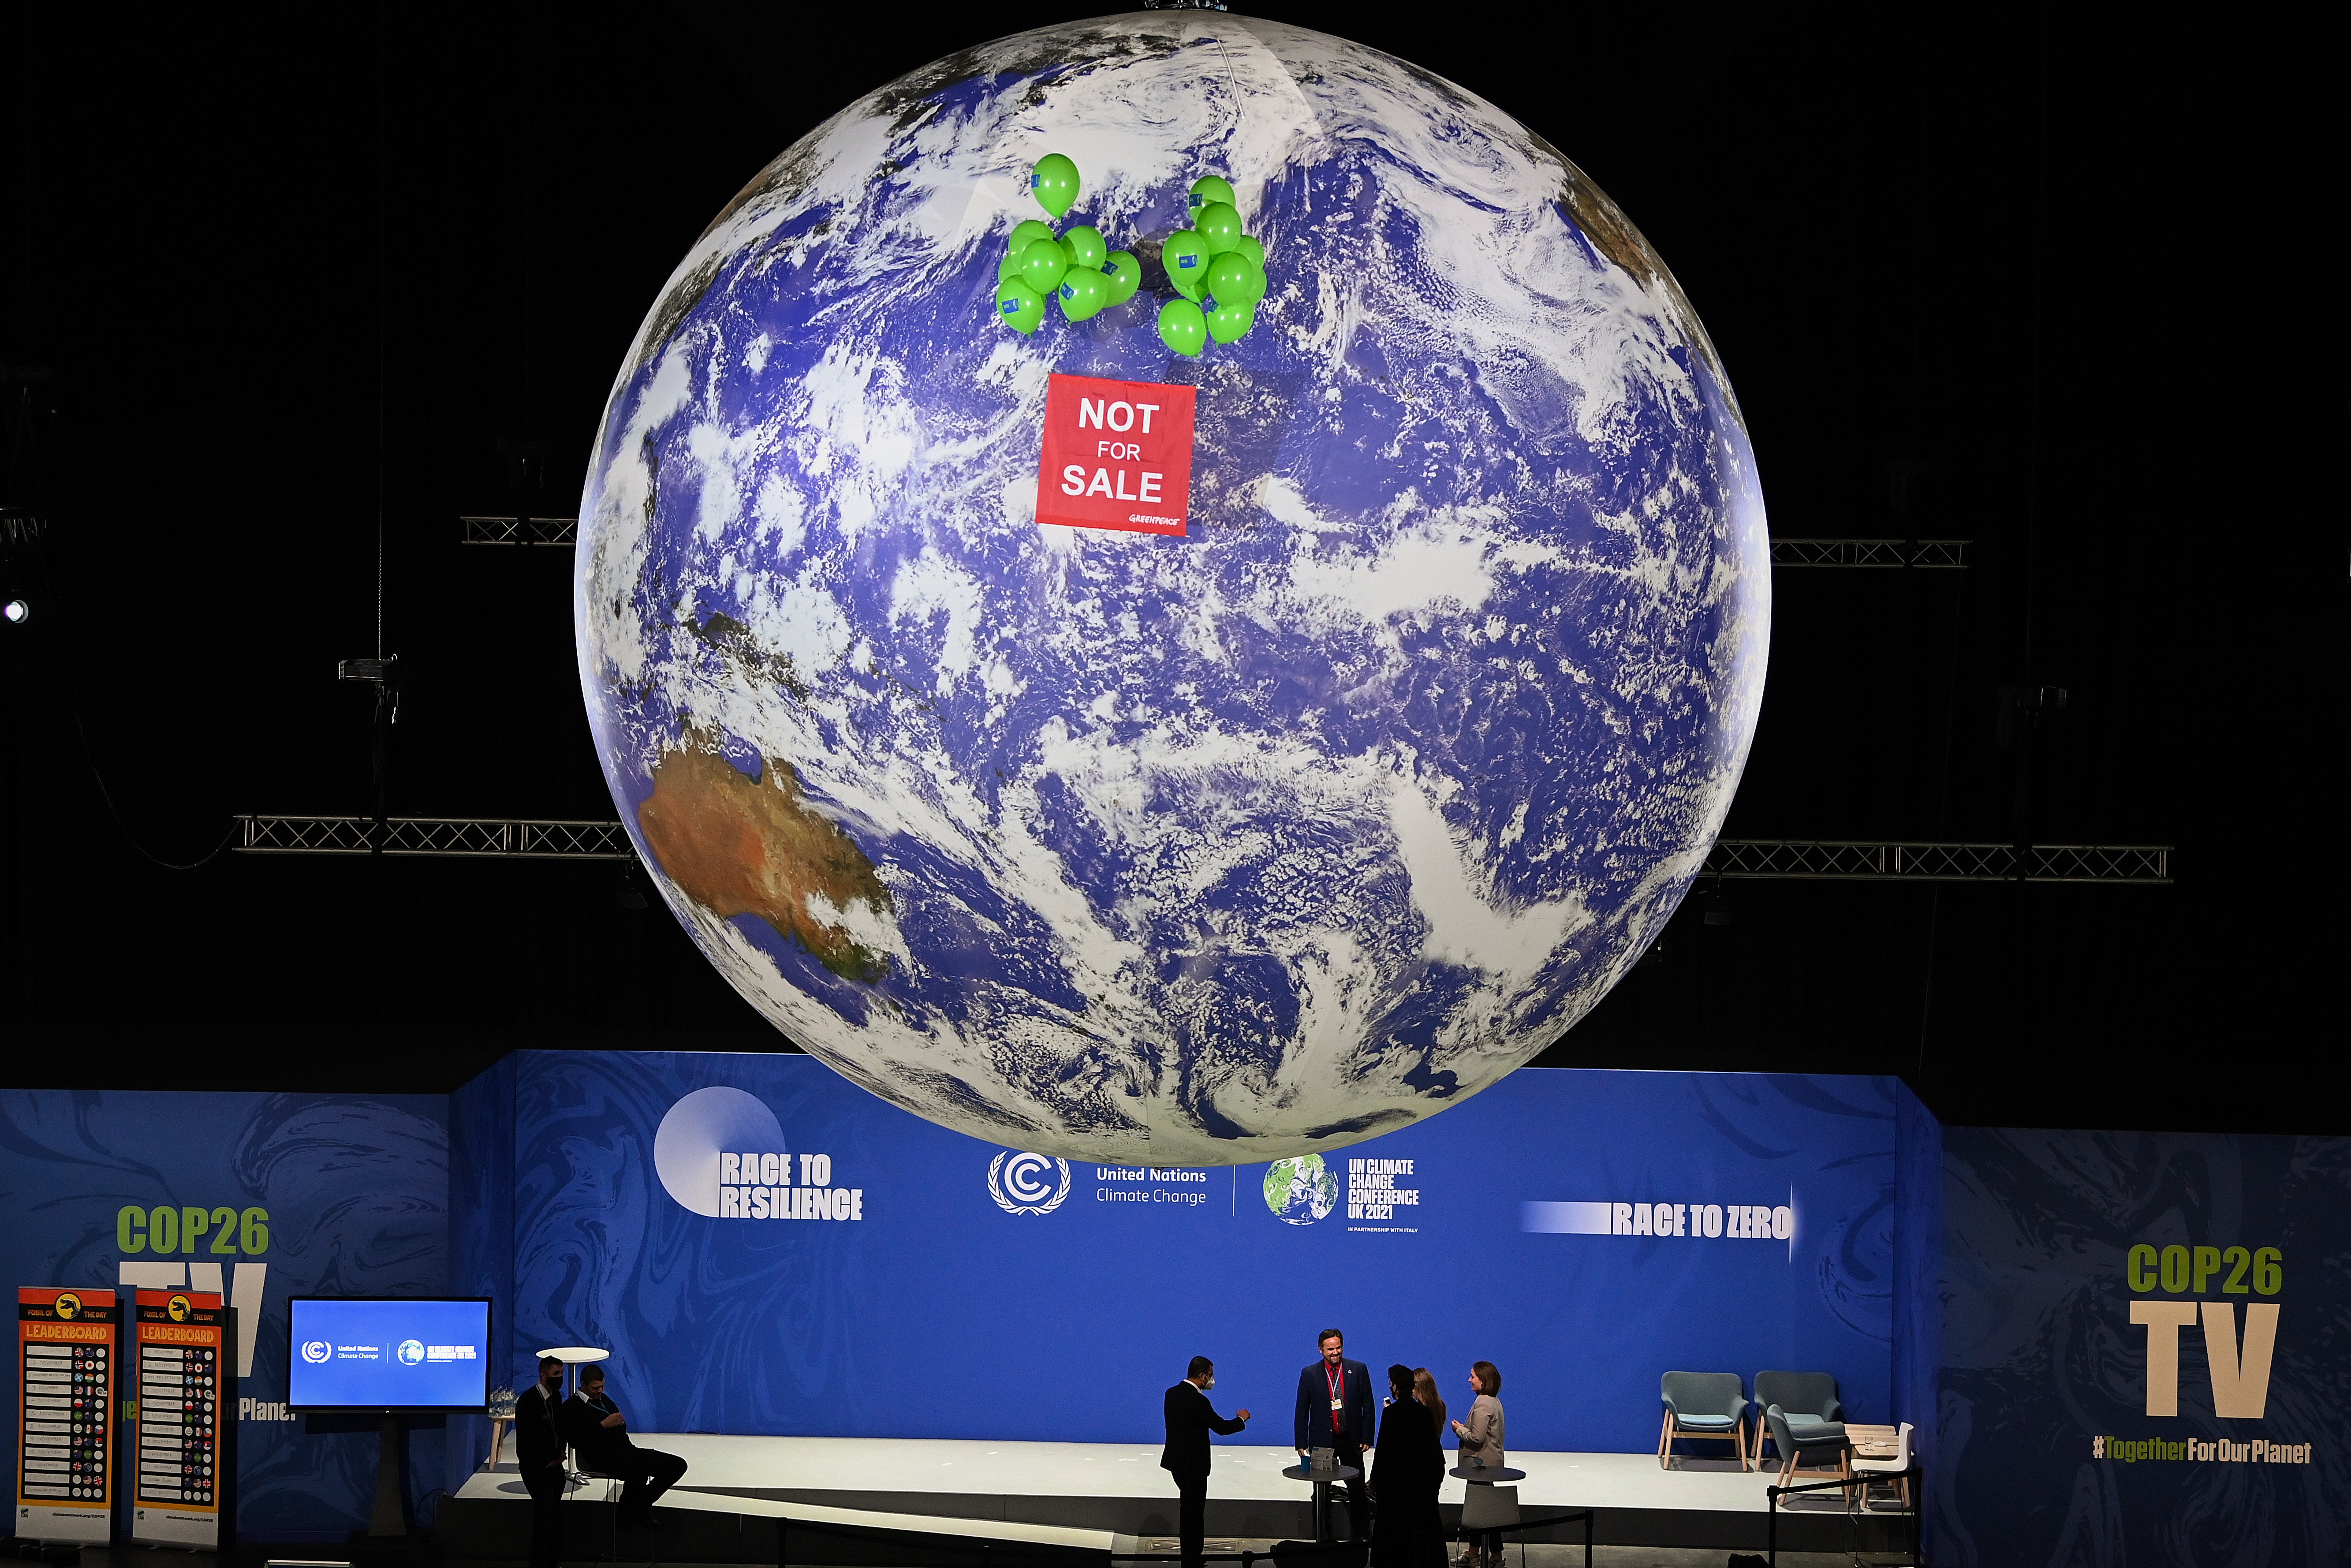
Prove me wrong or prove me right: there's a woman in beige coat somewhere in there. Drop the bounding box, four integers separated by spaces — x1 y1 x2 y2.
1449 1362 1506 1565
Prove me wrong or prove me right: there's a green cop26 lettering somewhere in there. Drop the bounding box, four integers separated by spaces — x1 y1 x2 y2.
2126 1244 2280 1295
117 1205 269 1255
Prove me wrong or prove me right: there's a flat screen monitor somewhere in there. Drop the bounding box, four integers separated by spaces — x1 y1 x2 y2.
286 1296 493 1413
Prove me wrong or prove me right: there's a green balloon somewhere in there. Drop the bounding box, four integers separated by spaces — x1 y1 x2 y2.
1101 250 1141 305
995 277 1045 335
1031 153 1080 219
997 250 1026 285
1019 238 1069 295
1057 266 1108 322
1203 295 1253 345
1060 225 1107 271
1194 202 1243 255
1008 218 1055 256
1161 230 1208 299
1234 234 1265 271
1206 250 1264 308
1187 176 1236 217
1157 297 1207 357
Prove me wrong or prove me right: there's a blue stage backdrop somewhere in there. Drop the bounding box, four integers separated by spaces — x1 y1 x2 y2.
466 1052 1931 1458
1934 1128 2351 1566
0 1089 450 1541
45 1054 2347 1558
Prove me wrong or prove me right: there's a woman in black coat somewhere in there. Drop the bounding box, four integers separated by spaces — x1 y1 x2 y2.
1370 1363 1446 1568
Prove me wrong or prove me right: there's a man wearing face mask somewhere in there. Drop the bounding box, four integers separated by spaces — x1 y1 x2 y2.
513 1356 570 1568
1162 1356 1251 1568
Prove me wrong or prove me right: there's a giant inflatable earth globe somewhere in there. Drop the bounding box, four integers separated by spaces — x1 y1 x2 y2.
576 11 1769 1166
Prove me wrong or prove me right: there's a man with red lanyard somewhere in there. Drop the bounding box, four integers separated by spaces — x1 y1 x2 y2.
1291 1328 1375 1542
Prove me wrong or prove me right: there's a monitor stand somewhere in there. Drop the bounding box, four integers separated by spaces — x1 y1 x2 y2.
370 1415 406 1536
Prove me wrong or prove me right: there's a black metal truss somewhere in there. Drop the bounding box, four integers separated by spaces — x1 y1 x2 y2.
460 515 578 545
1769 538 1969 568
233 815 633 860
234 817 2166 885
455 523 1958 562
1704 840 2169 884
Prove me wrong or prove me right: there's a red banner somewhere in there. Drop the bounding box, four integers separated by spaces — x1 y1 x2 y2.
1035 372 1198 537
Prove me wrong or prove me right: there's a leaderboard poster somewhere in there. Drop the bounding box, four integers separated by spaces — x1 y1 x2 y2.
15 1286 117 1544
130 1289 230 1548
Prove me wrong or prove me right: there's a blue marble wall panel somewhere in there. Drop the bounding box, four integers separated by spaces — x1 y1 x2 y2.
0 1089 449 1541
446 1056 517 1496
1935 1128 2351 1565
1891 1080 1943 1493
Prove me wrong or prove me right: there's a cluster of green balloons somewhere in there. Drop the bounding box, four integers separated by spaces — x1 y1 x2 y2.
1154 176 1268 358
987 157 1271 356
994 154 1142 334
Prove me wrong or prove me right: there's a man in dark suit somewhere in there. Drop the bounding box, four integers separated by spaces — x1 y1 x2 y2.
1161 1355 1250 1568
513 1356 570 1568
1292 1328 1376 1542
564 1364 689 1531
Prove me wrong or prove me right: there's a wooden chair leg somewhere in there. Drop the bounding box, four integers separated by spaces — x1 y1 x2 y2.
1658 1411 1672 1468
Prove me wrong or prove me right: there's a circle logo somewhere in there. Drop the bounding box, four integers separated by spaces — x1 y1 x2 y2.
167 1294 192 1322
1265 1154 1339 1226
396 1340 425 1366
987 1150 1073 1215
55 1292 81 1320
301 1339 332 1364
653 1086 789 1217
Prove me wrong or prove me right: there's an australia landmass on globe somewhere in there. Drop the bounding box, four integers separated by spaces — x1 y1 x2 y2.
575 12 1771 1165
637 735 893 983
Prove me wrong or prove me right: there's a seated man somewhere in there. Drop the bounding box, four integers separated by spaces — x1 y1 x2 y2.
563 1364 688 1531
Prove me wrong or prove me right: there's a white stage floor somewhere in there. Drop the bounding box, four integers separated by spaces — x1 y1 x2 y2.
452 1463 1121 1551
486 1434 1806 1516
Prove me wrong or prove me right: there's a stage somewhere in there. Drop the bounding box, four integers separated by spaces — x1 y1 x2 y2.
437 1434 1914 1559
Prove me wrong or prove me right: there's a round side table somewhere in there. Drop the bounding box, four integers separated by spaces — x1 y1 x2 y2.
1281 1462 1364 1543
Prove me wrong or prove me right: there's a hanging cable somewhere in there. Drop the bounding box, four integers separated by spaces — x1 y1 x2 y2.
71 706 237 871
24 552 238 872
375 0 388 661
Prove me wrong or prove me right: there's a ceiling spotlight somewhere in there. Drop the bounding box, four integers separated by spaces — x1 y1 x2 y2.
2 600 28 624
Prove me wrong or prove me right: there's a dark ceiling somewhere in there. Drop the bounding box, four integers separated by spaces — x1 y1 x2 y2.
1 3 2335 1134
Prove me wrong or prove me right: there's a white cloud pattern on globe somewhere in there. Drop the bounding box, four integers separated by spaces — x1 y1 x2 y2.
576 12 1769 1165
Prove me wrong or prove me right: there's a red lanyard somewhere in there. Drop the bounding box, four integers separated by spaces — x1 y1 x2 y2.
1326 1363 1344 1410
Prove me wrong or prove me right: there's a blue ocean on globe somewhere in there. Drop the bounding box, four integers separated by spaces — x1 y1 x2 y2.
576 12 1769 1166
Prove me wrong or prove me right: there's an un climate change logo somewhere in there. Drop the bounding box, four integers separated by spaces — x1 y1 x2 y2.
989 1151 1073 1215
301 1340 332 1364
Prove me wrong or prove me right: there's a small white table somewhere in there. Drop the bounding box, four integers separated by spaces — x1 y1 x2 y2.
1845 1423 1898 1460
534 1346 610 1397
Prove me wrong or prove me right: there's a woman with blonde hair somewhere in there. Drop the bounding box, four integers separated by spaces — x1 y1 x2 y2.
1412 1368 1446 1437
